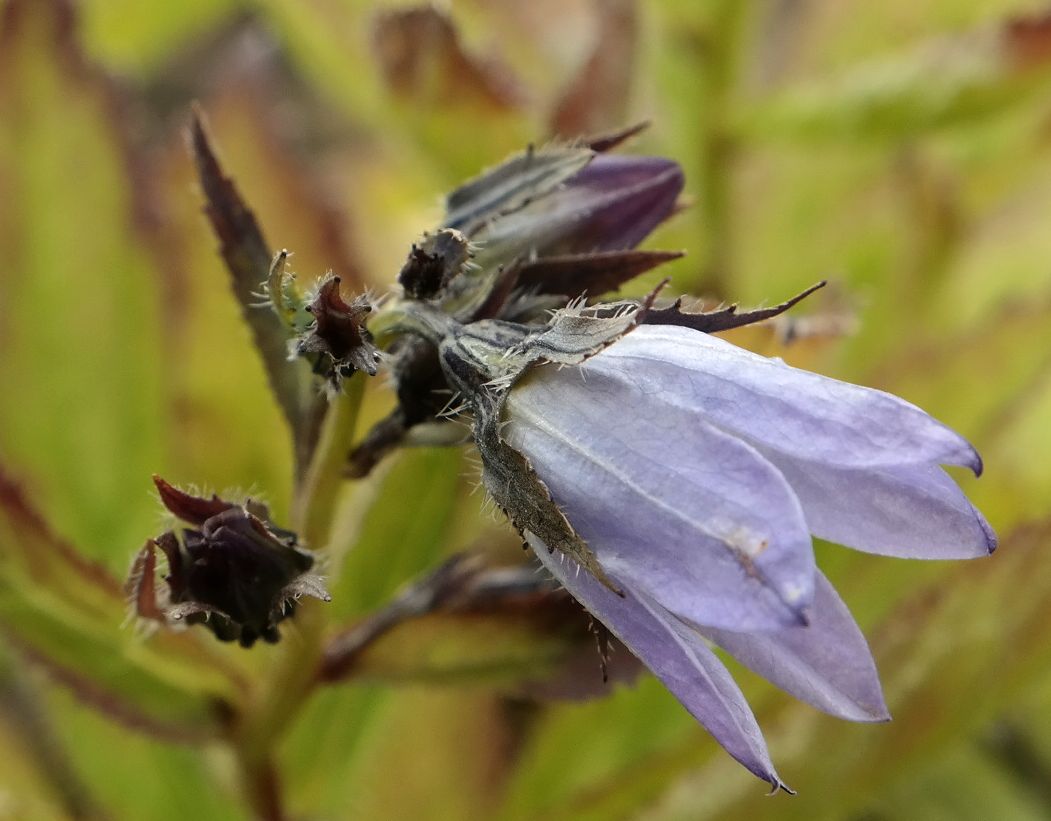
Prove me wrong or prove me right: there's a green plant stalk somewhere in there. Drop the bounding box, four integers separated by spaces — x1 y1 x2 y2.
295 373 367 546
232 374 366 776
697 1 750 298
237 751 287 821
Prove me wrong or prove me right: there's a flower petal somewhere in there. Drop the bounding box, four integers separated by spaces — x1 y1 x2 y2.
474 155 684 259
589 325 982 473
549 155 686 253
506 367 816 631
532 538 787 791
760 457 997 559
702 571 890 722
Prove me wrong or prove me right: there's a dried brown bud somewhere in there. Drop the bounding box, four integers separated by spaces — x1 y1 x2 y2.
397 229 473 300
126 477 330 647
295 276 381 391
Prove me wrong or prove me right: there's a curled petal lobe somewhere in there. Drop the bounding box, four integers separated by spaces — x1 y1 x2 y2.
702 571 890 723
531 538 786 791
505 366 817 631
588 325 982 473
762 458 997 559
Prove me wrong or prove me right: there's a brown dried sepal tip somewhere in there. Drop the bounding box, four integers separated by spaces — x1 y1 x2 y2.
640 281 828 335
296 276 381 386
397 228 473 300
125 477 330 648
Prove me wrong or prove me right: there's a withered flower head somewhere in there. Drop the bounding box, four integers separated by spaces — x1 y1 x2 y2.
295 275 381 391
397 228 474 300
126 477 330 647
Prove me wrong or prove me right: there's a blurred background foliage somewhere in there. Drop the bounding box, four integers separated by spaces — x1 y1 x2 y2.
3 0 1051 818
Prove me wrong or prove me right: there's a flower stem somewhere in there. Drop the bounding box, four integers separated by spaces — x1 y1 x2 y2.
295 373 367 546
234 375 366 772
237 752 287 821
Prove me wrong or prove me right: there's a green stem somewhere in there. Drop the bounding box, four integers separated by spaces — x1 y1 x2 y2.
237 753 287 821
295 374 367 546
236 375 366 763
696 1 749 298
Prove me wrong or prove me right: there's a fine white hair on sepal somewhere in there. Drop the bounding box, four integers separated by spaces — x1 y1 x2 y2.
436 395 469 420
484 373 516 391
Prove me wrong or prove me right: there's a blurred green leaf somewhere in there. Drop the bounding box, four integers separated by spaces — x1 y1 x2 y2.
0 467 241 742
327 447 467 619
79 0 242 74
0 0 167 566
326 609 577 685
871 744 1047 821
738 13 1051 142
282 685 507 821
320 554 639 694
48 685 251 821
497 675 694 821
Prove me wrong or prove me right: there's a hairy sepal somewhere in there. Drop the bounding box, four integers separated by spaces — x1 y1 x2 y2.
433 302 643 594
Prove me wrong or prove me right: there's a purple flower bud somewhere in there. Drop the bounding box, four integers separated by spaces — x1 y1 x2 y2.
125 478 330 647
471 154 684 265
502 324 994 786
551 154 686 253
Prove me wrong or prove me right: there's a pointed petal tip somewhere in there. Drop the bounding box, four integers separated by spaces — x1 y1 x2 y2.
746 759 789 795
853 701 892 723
968 447 984 478
952 501 997 558
980 514 998 555
768 778 795 796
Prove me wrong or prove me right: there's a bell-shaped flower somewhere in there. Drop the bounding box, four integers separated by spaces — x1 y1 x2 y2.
502 323 994 789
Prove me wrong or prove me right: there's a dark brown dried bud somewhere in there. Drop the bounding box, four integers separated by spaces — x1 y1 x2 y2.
397 228 473 300
126 477 329 647
295 276 381 390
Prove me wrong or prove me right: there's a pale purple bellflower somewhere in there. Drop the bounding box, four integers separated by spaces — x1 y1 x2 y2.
342 133 995 789
184 116 994 787
504 323 994 789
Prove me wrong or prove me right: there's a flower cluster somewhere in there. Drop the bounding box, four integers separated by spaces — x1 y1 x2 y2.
363 134 994 788
141 126 994 789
